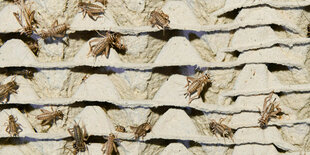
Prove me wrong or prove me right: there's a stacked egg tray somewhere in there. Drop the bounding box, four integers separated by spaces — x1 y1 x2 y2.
0 0 310 154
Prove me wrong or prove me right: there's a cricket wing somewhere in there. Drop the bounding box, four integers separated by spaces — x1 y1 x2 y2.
36 112 51 120
41 117 54 125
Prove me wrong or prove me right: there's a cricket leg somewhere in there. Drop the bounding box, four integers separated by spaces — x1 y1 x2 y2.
95 30 105 37
188 93 199 104
82 11 87 19
184 77 195 88
188 95 194 104
219 118 226 124
53 33 66 38
104 45 110 58
67 128 74 137
184 92 189 98
94 15 102 21
13 12 23 26
5 126 10 134
101 143 106 153
3 94 9 104
214 132 219 140
83 125 89 141
156 24 161 29
52 20 59 27
230 135 235 143
113 143 118 153
196 86 203 98
88 12 98 21
189 85 203 104
88 38 101 56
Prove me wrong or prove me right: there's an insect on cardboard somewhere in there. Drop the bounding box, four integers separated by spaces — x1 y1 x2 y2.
13 0 36 37
5 67 36 80
66 121 89 154
78 1 105 21
258 91 281 129
39 20 69 40
115 125 126 133
0 77 19 104
130 122 151 140
102 133 118 155
184 72 211 104
4 113 23 137
88 31 126 58
36 107 64 126
149 9 170 30
209 118 234 142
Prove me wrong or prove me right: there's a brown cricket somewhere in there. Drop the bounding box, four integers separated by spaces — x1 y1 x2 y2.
102 133 118 155
78 1 105 21
5 115 23 137
39 20 69 39
88 31 126 58
149 9 170 30
35 107 64 126
258 91 281 129
5 68 36 80
209 118 234 142
13 0 36 36
67 122 89 154
0 77 19 103
184 73 211 104
115 125 126 133
130 122 151 140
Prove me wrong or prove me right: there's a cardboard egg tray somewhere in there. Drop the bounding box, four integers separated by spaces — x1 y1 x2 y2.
0 0 309 154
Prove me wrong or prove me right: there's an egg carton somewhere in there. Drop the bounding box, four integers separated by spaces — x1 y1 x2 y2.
0 1 303 35
219 38 310 53
2 75 308 128
0 141 306 155
0 50 307 153
0 36 305 69
0 84 308 154
0 107 302 152
3 64 310 112
0 4 307 69
232 145 308 155
0 4 307 68
68 1 302 35
213 0 310 16
0 141 199 155
221 64 310 97
0 0 309 154
0 107 197 155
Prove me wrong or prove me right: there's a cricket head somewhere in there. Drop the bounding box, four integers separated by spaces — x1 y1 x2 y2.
258 117 268 129
8 115 15 121
209 120 216 130
56 110 64 120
